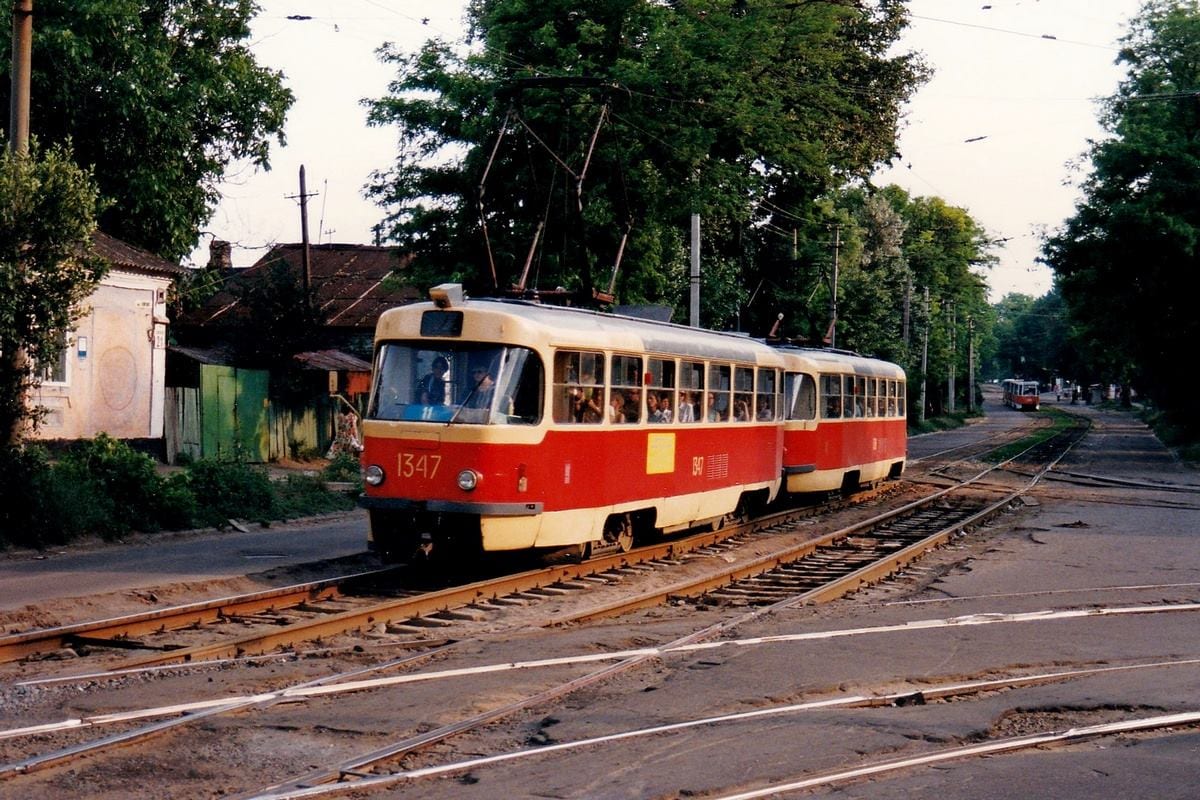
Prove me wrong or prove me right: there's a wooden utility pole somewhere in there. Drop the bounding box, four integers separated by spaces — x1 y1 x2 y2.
9 0 32 153
298 165 312 298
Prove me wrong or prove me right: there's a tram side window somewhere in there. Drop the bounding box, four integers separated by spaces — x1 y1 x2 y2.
785 372 817 420
851 376 867 417
646 357 676 423
553 350 605 424
756 368 778 420
866 377 878 417
886 379 897 417
732 366 754 422
677 360 703 423
821 374 843 419
897 380 906 417
495 348 544 424
612 354 644 423
707 364 731 422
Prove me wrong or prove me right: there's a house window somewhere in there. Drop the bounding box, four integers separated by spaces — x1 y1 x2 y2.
40 331 69 385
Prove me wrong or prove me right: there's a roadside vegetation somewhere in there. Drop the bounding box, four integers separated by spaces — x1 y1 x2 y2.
0 435 359 552
984 408 1085 465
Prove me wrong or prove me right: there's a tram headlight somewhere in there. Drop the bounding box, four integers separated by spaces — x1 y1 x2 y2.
363 464 385 486
456 469 481 491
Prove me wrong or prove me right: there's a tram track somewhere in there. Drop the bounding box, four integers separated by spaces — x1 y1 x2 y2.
0 416 1091 795
237 413 1091 797
0 484 902 675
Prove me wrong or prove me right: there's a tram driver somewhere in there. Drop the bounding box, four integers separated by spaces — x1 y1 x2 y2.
417 356 449 405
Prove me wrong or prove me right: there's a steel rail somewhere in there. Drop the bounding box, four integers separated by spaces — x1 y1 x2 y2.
0 569 392 664
5 486 892 675
245 426 1091 798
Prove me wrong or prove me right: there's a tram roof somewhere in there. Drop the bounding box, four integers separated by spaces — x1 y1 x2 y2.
391 297 785 363
379 295 903 377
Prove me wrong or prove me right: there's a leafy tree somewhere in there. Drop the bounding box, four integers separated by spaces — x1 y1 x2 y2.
0 141 105 447
230 260 326 401
1043 0 1200 425
0 0 293 260
366 0 927 322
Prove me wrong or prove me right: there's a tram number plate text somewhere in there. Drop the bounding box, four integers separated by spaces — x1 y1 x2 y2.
692 456 704 477
399 453 442 479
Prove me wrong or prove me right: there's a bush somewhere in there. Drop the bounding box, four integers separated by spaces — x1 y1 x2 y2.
0 446 48 544
61 434 164 533
184 457 276 526
0 439 359 551
322 451 362 484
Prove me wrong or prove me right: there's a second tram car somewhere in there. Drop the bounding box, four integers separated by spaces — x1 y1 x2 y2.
778 347 907 494
359 285 907 562
1001 379 1041 411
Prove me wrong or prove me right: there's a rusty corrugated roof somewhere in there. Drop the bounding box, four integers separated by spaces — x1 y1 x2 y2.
293 349 372 372
92 231 187 277
180 243 419 330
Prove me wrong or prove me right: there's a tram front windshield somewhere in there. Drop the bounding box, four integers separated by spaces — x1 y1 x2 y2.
368 342 543 425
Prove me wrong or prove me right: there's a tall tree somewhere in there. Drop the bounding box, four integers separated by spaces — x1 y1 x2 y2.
366 0 926 321
0 141 104 447
1043 0 1200 425
0 0 293 260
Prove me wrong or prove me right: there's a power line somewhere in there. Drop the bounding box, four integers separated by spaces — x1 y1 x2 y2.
910 14 1119 50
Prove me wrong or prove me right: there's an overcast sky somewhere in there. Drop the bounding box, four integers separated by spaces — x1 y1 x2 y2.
192 0 1144 302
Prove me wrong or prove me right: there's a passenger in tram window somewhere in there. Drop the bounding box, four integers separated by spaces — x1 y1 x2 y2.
625 388 642 423
608 391 626 423
825 395 842 418
647 392 662 422
707 392 726 422
582 388 604 423
756 398 774 421
658 393 674 423
417 356 449 405
566 385 586 422
676 391 695 422
466 365 495 410
733 399 750 422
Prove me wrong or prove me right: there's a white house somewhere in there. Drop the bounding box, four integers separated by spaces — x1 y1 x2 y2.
31 232 185 443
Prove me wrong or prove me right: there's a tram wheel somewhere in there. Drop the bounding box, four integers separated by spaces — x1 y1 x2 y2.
604 513 635 553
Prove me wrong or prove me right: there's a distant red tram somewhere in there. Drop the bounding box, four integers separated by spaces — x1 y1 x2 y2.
1002 379 1041 411
359 285 907 562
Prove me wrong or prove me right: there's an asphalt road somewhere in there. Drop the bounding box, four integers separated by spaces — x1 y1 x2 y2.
6 389 1200 799
0 511 368 612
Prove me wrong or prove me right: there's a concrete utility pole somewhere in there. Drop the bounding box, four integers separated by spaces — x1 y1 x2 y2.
689 211 700 327
919 286 929 424
9 0 32 153
967 315 976 413
947 299 956 414
829 224 841 347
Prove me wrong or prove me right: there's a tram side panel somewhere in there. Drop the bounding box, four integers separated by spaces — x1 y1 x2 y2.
362 419 784 552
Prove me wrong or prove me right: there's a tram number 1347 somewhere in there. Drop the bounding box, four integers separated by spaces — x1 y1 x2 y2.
399 453 442 479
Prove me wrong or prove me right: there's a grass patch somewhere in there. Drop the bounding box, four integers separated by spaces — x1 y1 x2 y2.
985 407 1081 464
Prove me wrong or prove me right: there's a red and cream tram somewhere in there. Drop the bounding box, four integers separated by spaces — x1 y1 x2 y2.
359 284 906 562
1001 378 1041 411
777 347 907 494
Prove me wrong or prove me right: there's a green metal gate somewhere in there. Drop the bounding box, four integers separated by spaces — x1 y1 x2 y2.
200 365 269 461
